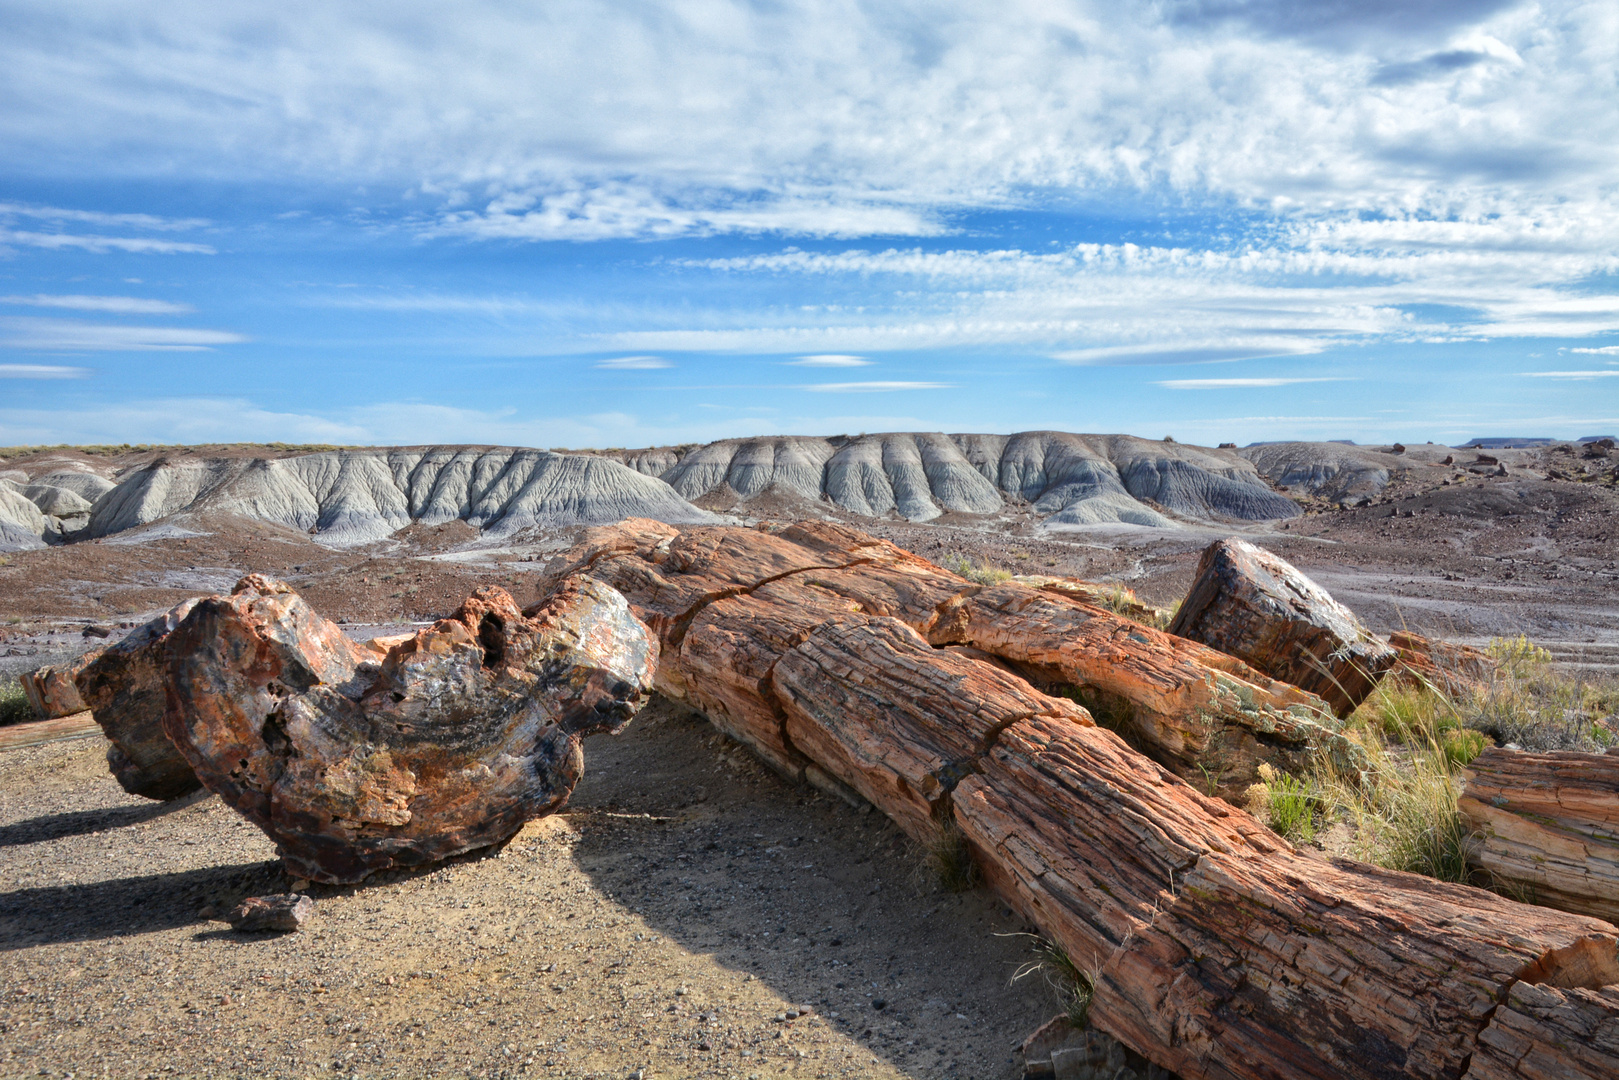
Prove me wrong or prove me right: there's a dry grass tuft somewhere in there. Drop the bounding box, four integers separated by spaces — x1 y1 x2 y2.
943 555 1012 586
0 677 36 727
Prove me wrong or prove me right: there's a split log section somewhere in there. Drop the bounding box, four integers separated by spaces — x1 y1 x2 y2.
551 519 1619 1080
1460 747 1619 923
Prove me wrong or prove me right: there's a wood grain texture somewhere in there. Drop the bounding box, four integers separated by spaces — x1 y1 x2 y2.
551 519 1619 1080
162 574 656 883
1169 537 1398 718
20 646 101 720
1463 982 1619 1080
1460 747 1619 922
0 711 101 750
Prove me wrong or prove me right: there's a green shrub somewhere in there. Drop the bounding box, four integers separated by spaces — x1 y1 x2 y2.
943 555 1012 586
1 677 35 726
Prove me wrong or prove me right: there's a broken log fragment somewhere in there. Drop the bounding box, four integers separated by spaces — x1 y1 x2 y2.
226 893 313 933
1168 536 1399 717
1463 981 1619 1080
1459 746 1619 922
552 519 1619 1080
20 646 102 720
73 600 202 800
1388 629 1496 697
162 573 656 883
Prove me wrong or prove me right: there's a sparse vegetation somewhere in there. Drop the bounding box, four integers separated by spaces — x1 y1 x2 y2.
1091 583 1173 631
1011 935 1095 1029
943 554 1012 586
1 676 35 726
1264 635 1618 887
927 820 981 892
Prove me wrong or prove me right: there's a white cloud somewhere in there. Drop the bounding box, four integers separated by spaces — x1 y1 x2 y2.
1570 346 1619 355
0 363 90 379
0 317 246 351
1521 370 1619 379
0 202 209 231
786 354 871 367
594 355 672 370
1157 377 1353 389
0 229 215 255
802 381 952 392
1057 342 1324 366
0 294 194 314
1 2 1614 239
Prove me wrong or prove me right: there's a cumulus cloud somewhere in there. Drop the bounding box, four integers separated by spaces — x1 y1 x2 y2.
0 317 246 351
0 294 194 314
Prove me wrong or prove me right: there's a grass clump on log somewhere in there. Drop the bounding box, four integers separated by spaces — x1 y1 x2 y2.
943 554 1012 586
1011 935 1095 1029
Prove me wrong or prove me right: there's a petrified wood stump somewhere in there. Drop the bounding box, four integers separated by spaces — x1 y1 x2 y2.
1168 536 1398 717
549 518 1359 798
549 519 1619 1080
20 646 102 720
162 574 655 883
73 600 202 800
1459 747 1619 923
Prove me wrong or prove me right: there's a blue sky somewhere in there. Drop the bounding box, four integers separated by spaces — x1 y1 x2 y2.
1 1 1616 449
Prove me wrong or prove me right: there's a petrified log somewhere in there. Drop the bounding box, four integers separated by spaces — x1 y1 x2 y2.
550 519 1359 797
162 574 655 883
1168 536 1398 717
20 646 103 720
550 519 1619 1080
73 600 202 800
1388 630 1495 697
1459 747 1619 922
1463 981 1619 1080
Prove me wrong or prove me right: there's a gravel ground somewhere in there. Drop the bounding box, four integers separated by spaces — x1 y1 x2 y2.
0 698 1056 1080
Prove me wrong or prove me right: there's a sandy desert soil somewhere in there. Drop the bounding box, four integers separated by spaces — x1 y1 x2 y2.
1 697 1056 1080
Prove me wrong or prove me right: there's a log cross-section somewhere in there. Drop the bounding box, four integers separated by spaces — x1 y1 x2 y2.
548 519 1619 1080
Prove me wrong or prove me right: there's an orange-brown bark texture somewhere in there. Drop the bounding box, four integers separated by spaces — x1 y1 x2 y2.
161 573 657 883
550 519 1619 1080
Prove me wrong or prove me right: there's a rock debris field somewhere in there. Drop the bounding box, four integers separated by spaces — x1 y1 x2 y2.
1 698 1054 1080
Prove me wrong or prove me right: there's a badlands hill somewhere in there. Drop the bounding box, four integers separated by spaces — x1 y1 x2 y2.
0 431 1472 552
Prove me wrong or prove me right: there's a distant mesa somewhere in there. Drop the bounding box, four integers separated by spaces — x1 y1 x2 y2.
0 430 1446 551
1459 437 1556 449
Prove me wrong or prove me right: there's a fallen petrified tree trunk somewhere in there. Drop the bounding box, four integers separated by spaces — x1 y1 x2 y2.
1169 537 1398 717
551 519 1619 1080
1459 747 1619 923
550 519 1359 798
20 646 103 720
1388 630 1496 697
1463 981 1619 1080
162 573 656 883
73 600 202 800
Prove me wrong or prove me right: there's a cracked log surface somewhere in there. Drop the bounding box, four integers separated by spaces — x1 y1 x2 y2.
20 646 101 720
72 599 202 800
162 573 656 883
1463 982 1619 1080
1459 747 1619 923
550 518 1358 797
1169 536 1398 718
553 518 1619 1080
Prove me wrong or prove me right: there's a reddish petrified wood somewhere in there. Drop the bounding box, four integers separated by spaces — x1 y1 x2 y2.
20 646 102 720
1463 982 1619 1080
1169 536 1399 717
73 600 202 800
1459 747 1619 923
551 519 1358 797
549 519 1619 1080
1388 630 1496 696
162 574 656 883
